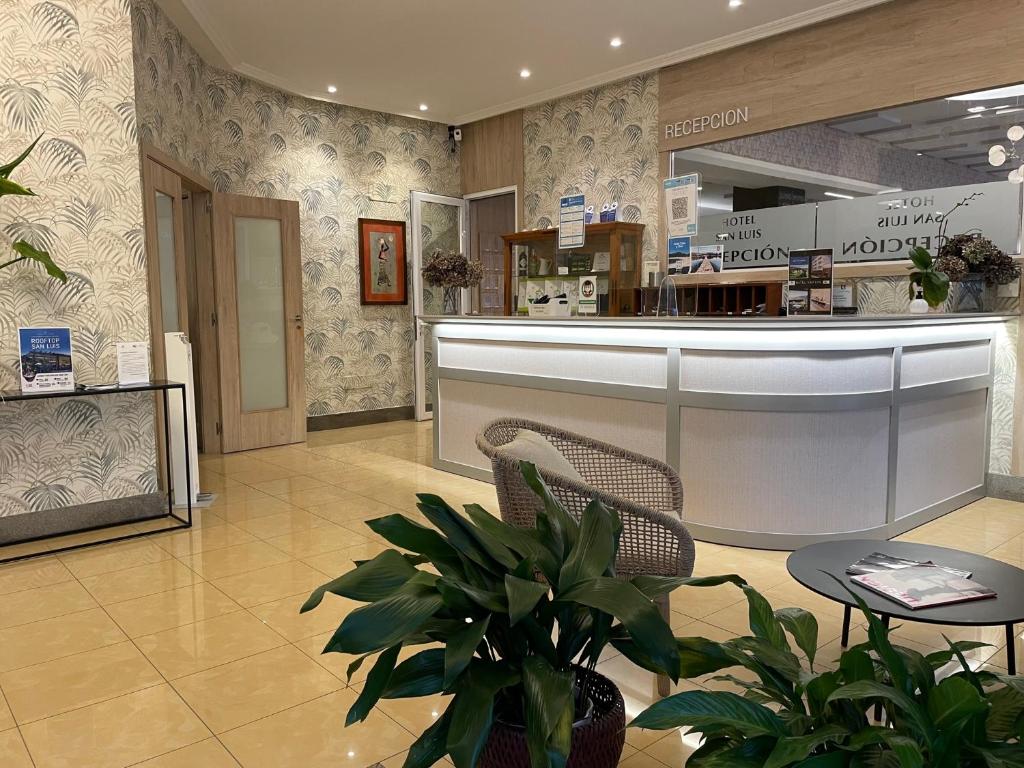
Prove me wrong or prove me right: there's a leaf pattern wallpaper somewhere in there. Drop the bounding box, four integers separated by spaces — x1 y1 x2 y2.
0 0 158 516
131 0 460 417
523 74 661 260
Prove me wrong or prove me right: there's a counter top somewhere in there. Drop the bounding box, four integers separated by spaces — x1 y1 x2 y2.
419 312 1016 331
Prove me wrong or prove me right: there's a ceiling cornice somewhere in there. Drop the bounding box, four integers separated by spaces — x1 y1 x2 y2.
170 0 895 126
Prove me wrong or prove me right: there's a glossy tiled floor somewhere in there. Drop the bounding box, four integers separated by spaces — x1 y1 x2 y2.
1 419 1022 767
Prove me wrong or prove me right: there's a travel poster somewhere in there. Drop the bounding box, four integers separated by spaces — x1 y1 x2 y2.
788 248 833 315
19 327 74 393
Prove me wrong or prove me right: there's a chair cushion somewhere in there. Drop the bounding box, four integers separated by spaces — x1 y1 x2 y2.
501 430 584 482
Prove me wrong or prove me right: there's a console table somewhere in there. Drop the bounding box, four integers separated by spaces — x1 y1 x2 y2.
0 380 193 564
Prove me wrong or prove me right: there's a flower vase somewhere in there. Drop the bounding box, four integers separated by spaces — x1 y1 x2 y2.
442 286 459 315
951 275 987 313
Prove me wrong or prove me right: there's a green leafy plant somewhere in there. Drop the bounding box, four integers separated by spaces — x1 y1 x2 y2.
908 246 950 308
303 462 691 768
631 577 1024 767
0 136 66 282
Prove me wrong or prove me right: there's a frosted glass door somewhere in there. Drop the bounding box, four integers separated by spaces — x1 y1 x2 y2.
234 217 288 411
411 192 467 422
214 193 305 452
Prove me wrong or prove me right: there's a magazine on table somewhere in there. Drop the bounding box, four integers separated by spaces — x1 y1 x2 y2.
846 551 972 579
851 565 996 610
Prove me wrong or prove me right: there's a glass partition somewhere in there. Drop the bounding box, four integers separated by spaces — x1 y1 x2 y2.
675 86 1024 269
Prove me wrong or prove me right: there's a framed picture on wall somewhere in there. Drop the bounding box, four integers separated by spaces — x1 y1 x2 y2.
358 218 407 305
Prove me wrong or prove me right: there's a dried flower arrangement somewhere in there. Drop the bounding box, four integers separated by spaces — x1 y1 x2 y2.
935 233 1021 286
421 250 483 288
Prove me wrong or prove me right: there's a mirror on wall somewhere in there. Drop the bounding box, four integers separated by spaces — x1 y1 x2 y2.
672 84 1024 269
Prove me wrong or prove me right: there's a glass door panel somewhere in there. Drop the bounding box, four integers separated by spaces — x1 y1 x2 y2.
234 217 287 412
156 192 180 333
411 192 467 422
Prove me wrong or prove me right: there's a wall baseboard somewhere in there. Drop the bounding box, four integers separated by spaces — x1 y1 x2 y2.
0 492 166 546
307 406 415 432
986 472 1024 502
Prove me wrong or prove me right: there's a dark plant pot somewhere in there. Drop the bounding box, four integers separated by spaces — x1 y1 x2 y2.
478 667 625 768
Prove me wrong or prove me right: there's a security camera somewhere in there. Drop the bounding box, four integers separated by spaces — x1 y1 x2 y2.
449 125 462 142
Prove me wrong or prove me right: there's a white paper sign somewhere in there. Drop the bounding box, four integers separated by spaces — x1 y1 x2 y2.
664 174 700 239
558 194 586 250
578 275 598 314
117 341 150 385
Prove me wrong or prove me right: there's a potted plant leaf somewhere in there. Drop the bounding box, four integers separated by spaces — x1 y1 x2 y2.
907 245 950 313
0 136 66 282
630 577 1024 767
302 462 690 768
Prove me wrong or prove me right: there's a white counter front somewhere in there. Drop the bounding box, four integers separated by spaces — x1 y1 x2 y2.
422 314 1012 549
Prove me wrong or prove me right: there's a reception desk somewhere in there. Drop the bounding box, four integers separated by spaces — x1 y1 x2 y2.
422 314 1010 549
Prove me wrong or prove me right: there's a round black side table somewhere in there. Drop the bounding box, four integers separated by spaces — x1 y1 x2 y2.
787 539 1024 674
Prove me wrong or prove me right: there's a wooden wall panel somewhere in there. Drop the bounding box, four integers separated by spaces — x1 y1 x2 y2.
460 110 525 221
659 0 1024 152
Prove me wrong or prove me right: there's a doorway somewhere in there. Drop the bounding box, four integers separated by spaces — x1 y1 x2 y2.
410 191 467 422
466 189 517 315
142 145 305 454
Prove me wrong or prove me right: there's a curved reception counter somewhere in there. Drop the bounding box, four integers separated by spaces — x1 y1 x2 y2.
422 314 1010 549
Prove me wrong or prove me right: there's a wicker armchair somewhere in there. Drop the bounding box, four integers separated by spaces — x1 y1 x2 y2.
476 417 695 696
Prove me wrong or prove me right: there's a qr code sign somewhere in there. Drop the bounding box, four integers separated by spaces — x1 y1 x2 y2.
672 196 689 221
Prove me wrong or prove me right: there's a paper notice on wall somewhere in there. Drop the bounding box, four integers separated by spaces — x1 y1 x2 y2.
664 174 700 239
578 275 598 314
117 342 151 385
558 194 586 250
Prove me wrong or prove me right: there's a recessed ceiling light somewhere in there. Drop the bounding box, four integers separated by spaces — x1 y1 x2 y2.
878 188 903 194
520 69 531 78
326 85 337 94
729 0 743 7
997 108 1024 115
419 103 428 111
824 191 854 199
916 152 924 156
967 106 987 113
610 37 622 48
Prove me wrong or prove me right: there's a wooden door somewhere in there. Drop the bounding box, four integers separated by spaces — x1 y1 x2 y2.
142 158 189 379
469 193 515 315
212 193 305 452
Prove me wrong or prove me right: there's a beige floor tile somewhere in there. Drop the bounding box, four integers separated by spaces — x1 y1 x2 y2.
132 738 241 767
302 542 388 576
621 750 672 768
247 591 358 642
375 691 450 735
155 524 257 558
19 684 210 768
265 524 371 559
0 608 126 673
293 636 438 687
104 582 242 638
213 560 327 607
669 583 745 620
0 557 74 596
232 509 333 539
250 475 329 497
219 690 414 768
0 690 13 731
181 540 292 580
305 496 399 525
229 466 306 487
216 497 295 522
0 581 97 629
275 486 356 510
0 730 32 768
79 559 200 605
643 728 702 767
172 645 343 733
1 641 162 724
59 540 173 578
136 610 287 679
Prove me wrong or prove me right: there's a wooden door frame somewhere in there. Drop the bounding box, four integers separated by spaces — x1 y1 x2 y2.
464 187 518 315
141 144 222 454
212 193 305 452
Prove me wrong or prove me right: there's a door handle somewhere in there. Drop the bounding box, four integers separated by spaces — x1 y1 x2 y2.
293 315 303 322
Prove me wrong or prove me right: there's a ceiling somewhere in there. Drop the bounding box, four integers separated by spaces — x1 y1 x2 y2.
157 0 893 124
828 87 1024 181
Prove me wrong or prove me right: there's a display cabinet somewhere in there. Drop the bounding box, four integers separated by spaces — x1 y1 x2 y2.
502 222 645 316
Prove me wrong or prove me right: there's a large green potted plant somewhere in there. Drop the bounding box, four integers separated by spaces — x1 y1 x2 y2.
630 577 1024 767
303 463 690 768
0 136 66 282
